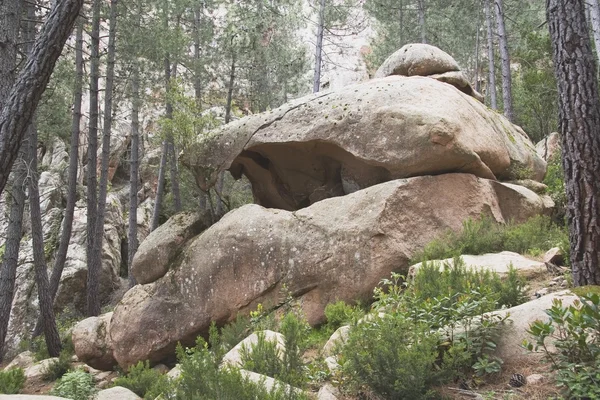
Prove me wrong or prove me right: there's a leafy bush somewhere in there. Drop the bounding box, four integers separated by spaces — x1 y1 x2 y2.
524 292 600 398
324 301 363 332
410 257 527 309
412 215 568 263
43 349 72 381
0 368 25 394
113 360 168 399
168 336 311 400
50 370 95 400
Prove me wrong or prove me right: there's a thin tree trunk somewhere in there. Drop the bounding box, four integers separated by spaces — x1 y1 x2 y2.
32 19 84 338
586 0 600 63
88 0 117 317
0 144 27 361
193 5 207 211
86 0 101 317
0 0 23 361
167 63 181 213
0 0 83 197
28 120 61 357
494 0 514 121
128 60 140 288
485 0 498 109
417 0 427 44
151 140 168 232
474 10 481 93
225 57 235 124
313 0 325 93
547 0 600 286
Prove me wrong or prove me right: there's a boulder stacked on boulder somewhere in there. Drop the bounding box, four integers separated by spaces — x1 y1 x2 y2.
74 44 551 370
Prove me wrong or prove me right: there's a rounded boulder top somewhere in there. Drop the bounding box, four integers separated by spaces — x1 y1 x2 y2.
375 43 461 78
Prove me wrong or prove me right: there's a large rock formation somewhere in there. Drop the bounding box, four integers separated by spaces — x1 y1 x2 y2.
182 76 544 211
109 174 552 368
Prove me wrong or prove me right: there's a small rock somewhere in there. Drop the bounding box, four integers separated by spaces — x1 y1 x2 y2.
24 358 59 380
221 331 285 369
323 326 351 358
548 281 557 287
318 383 340 400
535 288 549 297
526 373 546 385
543 247 564 265
4 351 35 371
324 356 340 373
561 279 568 287
152 363 169 374
94 386 141 400
167 364 181 379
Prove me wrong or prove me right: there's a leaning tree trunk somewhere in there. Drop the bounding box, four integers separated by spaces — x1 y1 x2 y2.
86 0 101 317
586 0 600 64
128 61 140 288
313 0 325 94
33 19 85 338
0 0 83 197
547 0 600 285
88 0 117 318
494 0 514 122
485 0 498 109
0 0 23 362
0 144 27 361
151 140 168 232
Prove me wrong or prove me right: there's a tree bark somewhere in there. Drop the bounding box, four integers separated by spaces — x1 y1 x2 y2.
0 142 27 361
494 0 514 121
167 63 181 213
547 0 600 285
86 0 101 317
225 57 235 125
0 0 83 197
485 0 498 109
0 0 22 106
417 0 427 44
88 0 117 317
128 60 140 288
193 5 207 211
313 0 325 93
586 0 600 64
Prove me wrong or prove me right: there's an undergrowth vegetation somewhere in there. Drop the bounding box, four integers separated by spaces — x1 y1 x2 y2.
0 368 25 394
50 369 96 400
411 215 568 264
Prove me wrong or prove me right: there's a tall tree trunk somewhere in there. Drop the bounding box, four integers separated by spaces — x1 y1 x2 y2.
128 60 140 288
547 0 600 286
225 56 236 124
0 144 27 361
193 5 207 211
86 0 101 317
151 140 168 232
417 0 427 44
48 19 83 303
32 19 84 338
485 0 498 109
88 0 117 317
0 0 83 197
313 0 325 93
0 0 23 361
586 0 600 64
0 0 22 106
167 63 181 213
494 0 514 121
28 121 61 357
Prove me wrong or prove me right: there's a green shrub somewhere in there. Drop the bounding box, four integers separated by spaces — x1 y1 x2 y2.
219 314 251 353
0 368 26 394
524 292 600 398
341 313 440 399
50 370 95 400
412 215 568 263
241 332 283 379
170 337 310 400
324 301 363 332
43 349 72 381
113 360 168 399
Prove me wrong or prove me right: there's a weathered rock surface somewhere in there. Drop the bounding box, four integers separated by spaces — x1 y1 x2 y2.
408 251 546 279
0 396 70 400
323 326 351 358
110 173 552 368
72 312 116 371
3 351 35 371
182 76 544 211
95 387 141 400
375 43 460 78
24 358 58 380
239 370 308 397
131 211 211 284
374 44 484 102
490 290 579 362
221 331 286 369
